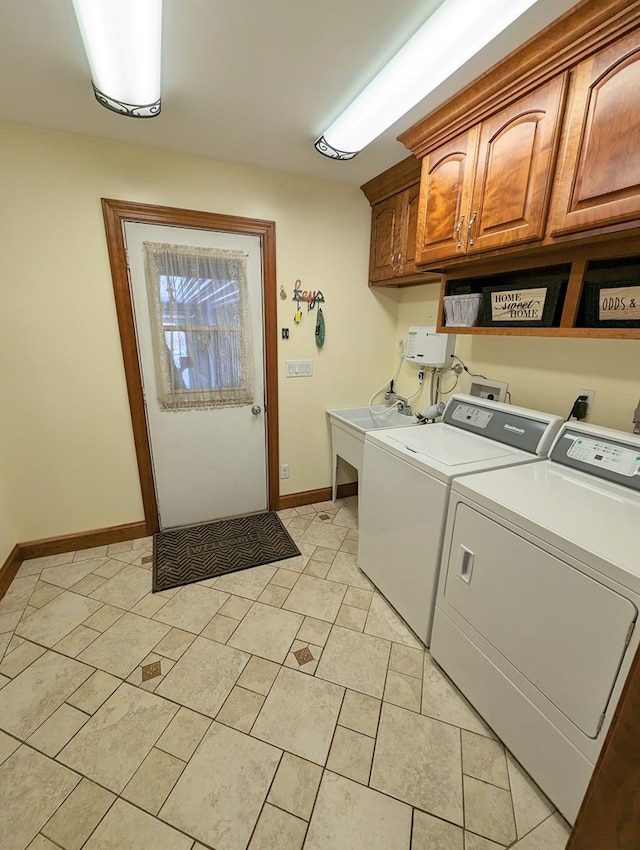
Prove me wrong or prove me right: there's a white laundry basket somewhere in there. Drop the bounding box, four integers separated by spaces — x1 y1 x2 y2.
443 293 483 327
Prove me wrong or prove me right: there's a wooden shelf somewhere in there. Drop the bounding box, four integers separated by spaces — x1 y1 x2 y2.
435 325 640 339
436 254 640 339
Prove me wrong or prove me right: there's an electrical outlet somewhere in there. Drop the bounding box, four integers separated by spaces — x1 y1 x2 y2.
280 464 290 479
577 389 595 416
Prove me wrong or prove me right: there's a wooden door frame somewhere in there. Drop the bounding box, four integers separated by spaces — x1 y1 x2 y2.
101 198 279 534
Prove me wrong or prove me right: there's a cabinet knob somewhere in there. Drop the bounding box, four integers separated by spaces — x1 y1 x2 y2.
455 215 465 249
468 212 478 247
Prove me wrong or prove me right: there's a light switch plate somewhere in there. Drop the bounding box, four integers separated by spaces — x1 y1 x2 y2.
286 360 313 377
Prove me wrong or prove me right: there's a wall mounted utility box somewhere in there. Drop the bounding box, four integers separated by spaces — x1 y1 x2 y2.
406 326 456 367
468 378 509 403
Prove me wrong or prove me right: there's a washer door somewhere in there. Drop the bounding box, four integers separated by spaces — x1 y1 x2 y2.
443 503 637 737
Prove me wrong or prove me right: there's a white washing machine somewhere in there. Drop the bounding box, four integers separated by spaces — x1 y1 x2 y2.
431 422 640 823
358 394 563 646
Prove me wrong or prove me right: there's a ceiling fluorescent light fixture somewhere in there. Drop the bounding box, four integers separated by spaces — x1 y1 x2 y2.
71 0 163 118
315 0 540 159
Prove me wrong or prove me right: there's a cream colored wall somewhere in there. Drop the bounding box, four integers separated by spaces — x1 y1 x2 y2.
0 122 398 541
0 332 18 563
394 284 640 431
0 468 17 565
9 121 633 546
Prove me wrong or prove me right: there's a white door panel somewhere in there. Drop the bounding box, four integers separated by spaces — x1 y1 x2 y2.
443 502 637 736
124 222 267 529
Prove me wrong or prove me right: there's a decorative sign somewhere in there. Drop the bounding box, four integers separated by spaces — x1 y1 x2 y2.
292 279 325 310
490 287 547 322
599 286 640 321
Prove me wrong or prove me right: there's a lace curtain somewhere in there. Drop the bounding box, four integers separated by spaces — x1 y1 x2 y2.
143 241 254 411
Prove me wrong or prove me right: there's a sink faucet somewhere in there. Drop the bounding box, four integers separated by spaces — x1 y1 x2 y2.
385 390 412 416
396 398 413 416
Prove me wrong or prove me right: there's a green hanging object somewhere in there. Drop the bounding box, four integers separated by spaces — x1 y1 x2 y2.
315 307 325 348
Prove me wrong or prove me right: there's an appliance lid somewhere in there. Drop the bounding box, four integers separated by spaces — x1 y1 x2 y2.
386 426 516 466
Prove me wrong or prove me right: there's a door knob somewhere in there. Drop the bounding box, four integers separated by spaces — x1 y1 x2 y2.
251 405 262 415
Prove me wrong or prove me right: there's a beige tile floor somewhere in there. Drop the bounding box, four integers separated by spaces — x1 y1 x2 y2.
0 497 572 850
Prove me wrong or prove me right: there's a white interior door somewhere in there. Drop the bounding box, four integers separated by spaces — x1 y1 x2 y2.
124 222 267 529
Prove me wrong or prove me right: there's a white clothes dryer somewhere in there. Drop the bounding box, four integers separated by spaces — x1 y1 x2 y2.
431 422 640 823
358 394 563 646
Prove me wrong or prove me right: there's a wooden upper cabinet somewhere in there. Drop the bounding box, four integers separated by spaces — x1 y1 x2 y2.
370 195 402 281
416 128 478 264
469 76 566 253
548 29 640 237
416 77 566 265
362 156 428 284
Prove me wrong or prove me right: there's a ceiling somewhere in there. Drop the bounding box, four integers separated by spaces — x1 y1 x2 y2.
0 0 582 187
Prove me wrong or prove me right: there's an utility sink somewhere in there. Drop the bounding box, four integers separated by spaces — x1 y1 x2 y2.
328 406 414 433
327 406 416 501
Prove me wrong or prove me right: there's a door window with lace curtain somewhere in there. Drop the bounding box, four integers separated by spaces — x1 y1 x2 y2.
142 241 254 410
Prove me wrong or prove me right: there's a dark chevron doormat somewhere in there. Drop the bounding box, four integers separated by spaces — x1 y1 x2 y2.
152 511 301 592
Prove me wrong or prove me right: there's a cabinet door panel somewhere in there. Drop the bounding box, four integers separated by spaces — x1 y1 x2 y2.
549 31 640 236
481 120 538 228
400 183 421 273
469 76 566 253
369 196 400 281
416 129 478 264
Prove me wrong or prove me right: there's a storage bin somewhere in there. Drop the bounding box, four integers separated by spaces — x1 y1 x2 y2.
480 280 564 327
580 281 640 328
443 293 483 327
